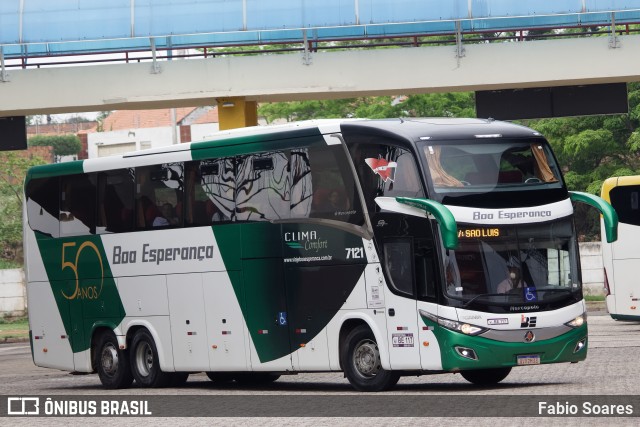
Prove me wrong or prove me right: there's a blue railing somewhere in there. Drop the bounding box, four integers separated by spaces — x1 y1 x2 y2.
1 1 640 59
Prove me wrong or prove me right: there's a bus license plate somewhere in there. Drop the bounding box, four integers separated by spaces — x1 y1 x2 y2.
517 355 541 365
392 333 414 347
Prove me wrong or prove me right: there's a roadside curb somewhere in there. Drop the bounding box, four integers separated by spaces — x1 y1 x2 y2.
1 337 29 344
586 301 606 310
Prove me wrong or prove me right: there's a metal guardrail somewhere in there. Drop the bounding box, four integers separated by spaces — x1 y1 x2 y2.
0 2 639 69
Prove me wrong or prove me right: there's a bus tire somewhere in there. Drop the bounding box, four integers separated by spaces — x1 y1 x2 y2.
130 329 171 388
460 367 512 385
95 331 133 389
341 325 400 392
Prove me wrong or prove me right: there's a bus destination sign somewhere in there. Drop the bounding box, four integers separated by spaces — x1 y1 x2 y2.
457 228 501 239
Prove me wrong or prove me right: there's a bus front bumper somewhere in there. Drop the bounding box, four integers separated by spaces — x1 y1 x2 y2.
427 321 588 371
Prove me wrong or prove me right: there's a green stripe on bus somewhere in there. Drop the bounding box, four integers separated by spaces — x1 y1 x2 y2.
26 160 85 182
34 232 126 353
396 197 459 249
191 130 324 160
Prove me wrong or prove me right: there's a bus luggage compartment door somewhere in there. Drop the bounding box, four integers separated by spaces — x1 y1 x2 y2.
241 222 293 371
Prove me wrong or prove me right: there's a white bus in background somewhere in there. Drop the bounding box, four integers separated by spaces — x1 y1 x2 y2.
601 176 639 321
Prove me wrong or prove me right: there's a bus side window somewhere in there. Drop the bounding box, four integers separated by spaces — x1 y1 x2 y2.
25 177 61 238
414 238 437 300
236 151 291 222
384 239 414 297
186 159 235 225
610 187 640 226
60 173 97 236
97 169 134 233
348 142 424 212
299 144 363 225
96 169 134 234
135 163 184 229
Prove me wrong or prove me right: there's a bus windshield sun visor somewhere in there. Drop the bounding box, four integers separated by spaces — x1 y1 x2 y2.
569 191 618 243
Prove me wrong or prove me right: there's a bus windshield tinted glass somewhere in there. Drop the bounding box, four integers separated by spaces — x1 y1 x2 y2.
421 140 562 196
444 218 580 306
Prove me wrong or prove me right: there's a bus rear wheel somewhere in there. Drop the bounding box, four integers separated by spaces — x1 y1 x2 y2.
341 325 400 392
96 331 133 389
130 329 171 388
460 367 512 385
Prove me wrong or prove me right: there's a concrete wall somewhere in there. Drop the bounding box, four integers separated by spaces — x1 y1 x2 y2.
87 123 220 158
579 242 605 296
0 242 606 317
0 269 26 318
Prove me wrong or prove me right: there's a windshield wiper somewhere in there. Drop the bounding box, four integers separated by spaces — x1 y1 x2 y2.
538 288 581 302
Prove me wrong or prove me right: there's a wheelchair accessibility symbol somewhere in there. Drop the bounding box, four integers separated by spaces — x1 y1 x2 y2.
278 312 288 326
524 287 538 302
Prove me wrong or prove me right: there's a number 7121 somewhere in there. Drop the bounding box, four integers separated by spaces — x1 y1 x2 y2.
345 247 364 259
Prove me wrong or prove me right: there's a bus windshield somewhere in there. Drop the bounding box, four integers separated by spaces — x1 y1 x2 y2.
420 140 563 201
444 218 581 308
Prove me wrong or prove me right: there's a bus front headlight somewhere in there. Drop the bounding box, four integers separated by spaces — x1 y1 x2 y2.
565 312 587 328
565 313 587 328
419 310 487 336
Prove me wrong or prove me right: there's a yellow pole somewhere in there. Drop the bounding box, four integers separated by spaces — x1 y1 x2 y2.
217 97 258 130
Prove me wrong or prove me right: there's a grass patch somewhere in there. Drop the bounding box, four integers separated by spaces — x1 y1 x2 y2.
0 317 29 341
584 294 605 302
0 259 21 269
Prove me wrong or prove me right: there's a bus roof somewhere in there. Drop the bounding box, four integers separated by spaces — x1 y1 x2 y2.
340 118 543 142
26 118 543 180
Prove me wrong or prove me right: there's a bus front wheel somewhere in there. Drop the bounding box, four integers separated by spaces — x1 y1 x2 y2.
95 331 133 389
341 325 400 392
130 329 171 388
460 367 512 385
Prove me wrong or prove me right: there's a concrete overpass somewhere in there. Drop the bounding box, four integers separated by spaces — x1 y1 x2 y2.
2 1 640 128
2 34 640 114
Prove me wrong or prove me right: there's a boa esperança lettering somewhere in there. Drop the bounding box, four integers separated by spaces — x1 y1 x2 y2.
112 243 214 265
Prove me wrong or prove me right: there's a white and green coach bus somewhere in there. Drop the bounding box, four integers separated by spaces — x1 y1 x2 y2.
24 118 618 391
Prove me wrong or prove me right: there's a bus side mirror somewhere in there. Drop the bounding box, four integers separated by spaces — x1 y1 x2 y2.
569 191 618 243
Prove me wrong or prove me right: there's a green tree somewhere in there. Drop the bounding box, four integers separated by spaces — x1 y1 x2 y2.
527 82 640 239
29 134 82 157
0 152 47 264
258 92 475 123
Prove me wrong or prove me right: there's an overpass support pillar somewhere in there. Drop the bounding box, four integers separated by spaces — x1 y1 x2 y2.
216 97 258 130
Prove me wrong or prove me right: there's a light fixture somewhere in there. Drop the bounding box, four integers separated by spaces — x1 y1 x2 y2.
222 102 235 108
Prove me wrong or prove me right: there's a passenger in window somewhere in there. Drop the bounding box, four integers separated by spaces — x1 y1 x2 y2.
160 203 179 225
327 189 347 212
497 257 528 293
139 197 168 228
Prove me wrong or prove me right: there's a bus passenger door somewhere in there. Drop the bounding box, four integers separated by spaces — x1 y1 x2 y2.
376 215 422 370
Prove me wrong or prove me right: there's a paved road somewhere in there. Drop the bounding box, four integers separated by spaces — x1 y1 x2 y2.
1 312 638 426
